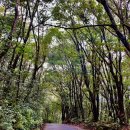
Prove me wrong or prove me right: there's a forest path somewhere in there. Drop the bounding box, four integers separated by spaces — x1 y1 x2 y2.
42 123 83 130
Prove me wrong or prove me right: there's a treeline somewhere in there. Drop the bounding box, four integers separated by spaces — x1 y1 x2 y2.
46 28 130 125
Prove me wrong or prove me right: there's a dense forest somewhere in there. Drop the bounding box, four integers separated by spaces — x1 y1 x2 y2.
0 0 130 130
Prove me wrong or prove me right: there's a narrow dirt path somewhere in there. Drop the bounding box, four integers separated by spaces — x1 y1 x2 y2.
43 123 83 130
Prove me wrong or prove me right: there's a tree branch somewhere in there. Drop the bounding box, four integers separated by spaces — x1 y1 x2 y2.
42 23 112 29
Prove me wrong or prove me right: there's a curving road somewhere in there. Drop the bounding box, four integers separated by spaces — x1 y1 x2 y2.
43 123 83 130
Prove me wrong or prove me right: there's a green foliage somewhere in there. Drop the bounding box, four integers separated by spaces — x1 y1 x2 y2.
0 104 43 130
52 6 66 20
0 106 15 130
